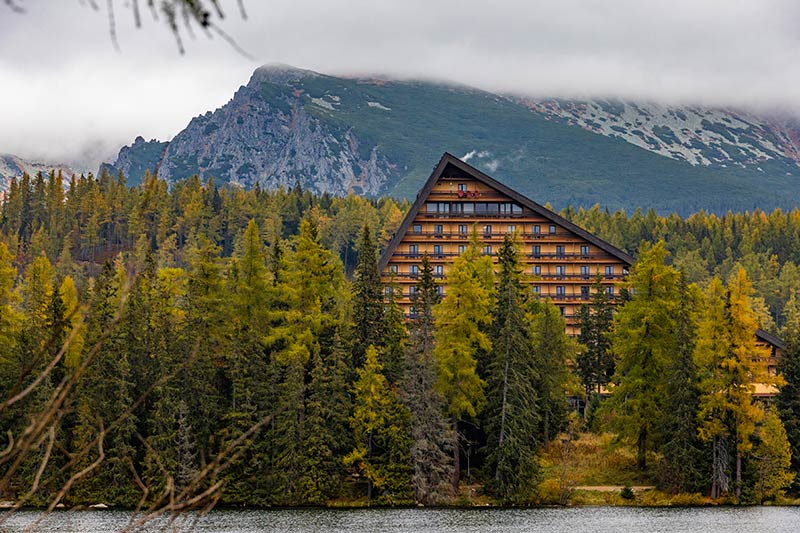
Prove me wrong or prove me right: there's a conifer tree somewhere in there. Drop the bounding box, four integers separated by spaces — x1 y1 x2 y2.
577 276 614 398
752 407 794 503
608 241 680 470
300 331 352 503
777 293 800 491
484 234 540 502
434 229 494 492
347 345 411 503
657 275 705 493
530 298 575 450
400 255 453 505
352 224 385 369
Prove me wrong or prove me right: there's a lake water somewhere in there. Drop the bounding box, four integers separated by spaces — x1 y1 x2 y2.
2 506 800 532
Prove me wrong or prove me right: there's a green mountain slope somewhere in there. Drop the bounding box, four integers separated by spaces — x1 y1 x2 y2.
104 65 800 215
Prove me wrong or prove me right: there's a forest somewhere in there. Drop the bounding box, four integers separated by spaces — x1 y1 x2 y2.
1 169 800 513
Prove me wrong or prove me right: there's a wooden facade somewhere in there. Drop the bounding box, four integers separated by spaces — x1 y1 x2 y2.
378 153 635 335
753 328 787 399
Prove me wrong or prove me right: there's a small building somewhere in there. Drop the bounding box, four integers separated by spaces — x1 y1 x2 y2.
753 328 787 399
378 153 634 335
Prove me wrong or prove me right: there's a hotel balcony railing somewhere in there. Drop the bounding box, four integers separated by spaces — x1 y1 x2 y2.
392 252 617 261
406 231 562 239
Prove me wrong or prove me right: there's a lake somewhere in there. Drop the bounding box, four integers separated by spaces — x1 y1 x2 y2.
3 506 800 532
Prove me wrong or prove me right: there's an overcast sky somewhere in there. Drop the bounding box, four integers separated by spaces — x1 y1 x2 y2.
2 0 800 170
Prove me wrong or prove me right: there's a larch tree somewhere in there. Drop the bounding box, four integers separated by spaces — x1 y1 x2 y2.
751 407 794 503
434 228 494 492
608 241 680 470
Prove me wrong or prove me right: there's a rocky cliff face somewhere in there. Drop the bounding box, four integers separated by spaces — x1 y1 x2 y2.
102 64 800 214
0 153 75 192
151 65 395 195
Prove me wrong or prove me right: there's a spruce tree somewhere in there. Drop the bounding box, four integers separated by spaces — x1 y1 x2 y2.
657 275 706 493
577 275 614 398
484 234 540 503
400 255 453 505
352 224 385 369
777 293 800 492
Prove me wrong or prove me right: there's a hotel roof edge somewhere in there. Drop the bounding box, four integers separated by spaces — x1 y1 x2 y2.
378 152 636 271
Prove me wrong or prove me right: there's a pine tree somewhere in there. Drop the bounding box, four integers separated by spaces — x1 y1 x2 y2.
434 228 494 492
400 255 453 505
484 234 540 503
777 293 800 492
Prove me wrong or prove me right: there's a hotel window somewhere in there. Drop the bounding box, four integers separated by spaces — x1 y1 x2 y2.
434 265 444 276
533 265 541 275
507 225 516 234
483 245 492 255
581 265 590 279
436 286 444 295
532 245 541 257
556 245 565 257
458 245 466 254
462 203 475 214
426 203 436 213
483 225 492 236
512 204 523 215
433 245 443 257
434 224 443 236
389 264 398 274
532 285 541 295
412 223 422 234
556 265 565 278
409 244 418 255
556 286 566 297
581 286 590 299
581 245 590 257
606 286 614 296
605 265 614 277
409 306 416 316
458 224 468 235
560 306 566 316
385 286 393 296
458 183 467 193
409 265 419 278
549 225 557 234
409 286 417 296
533 224 541 235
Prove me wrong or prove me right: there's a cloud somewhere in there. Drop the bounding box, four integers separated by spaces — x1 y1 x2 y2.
2 0 800 168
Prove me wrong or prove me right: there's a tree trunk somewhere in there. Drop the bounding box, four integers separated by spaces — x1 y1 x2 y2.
735 448 742 500
544 410 550 453
495 346 510 481
452 416 460 494
367 432 373 502
637 425 647 470
711 436 718 500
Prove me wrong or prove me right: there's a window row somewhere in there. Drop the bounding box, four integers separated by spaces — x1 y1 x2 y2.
425 202 524 215
411 222 557 235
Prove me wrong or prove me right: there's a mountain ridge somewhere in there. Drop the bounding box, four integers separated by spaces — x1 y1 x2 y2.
101 64 800 215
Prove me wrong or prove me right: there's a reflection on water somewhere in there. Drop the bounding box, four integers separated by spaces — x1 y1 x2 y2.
3 506 800 532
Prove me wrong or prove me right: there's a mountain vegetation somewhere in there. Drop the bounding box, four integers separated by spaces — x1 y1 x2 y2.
1 168 800 509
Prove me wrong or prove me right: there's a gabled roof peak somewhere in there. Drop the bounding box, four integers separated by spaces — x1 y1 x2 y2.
379 153 636 270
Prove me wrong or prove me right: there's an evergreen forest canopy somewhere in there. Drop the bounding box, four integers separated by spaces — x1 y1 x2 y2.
1 168 800 511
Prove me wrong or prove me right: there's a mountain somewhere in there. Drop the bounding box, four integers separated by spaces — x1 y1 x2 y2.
0 153 75 192
103 64 800 215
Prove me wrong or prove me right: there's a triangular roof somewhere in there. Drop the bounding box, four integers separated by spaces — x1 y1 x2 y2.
378 152 636 270
756 328 787 351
